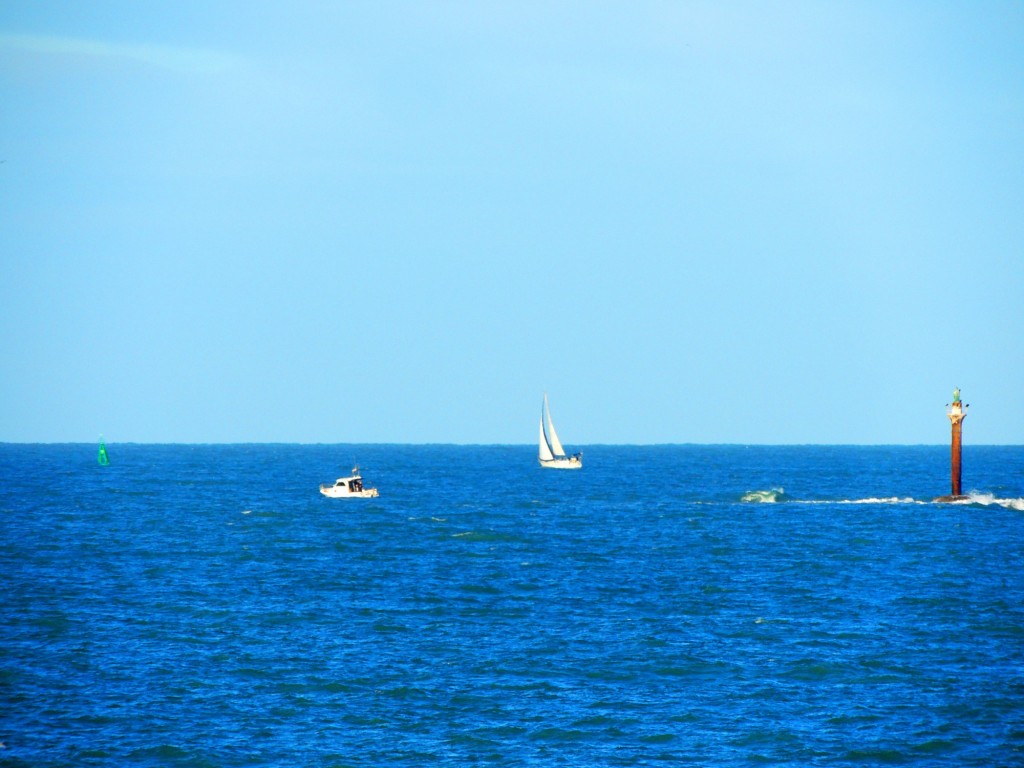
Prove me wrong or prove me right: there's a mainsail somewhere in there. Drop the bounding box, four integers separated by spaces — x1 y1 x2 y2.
540 394 569 459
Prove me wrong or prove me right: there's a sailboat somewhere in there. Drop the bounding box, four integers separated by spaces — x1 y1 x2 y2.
539 394 582 469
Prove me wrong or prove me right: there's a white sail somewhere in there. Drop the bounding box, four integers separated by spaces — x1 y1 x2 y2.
543 394 567 457
546 411 566 457
539 418 555 461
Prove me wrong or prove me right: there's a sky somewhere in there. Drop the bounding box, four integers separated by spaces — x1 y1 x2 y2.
1 2 1022 445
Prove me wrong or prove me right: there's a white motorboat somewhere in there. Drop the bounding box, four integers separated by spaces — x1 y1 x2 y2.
320 467 380 498
539 394 582 469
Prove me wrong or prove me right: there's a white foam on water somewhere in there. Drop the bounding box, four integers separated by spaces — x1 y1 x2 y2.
839 497 922 505
808 494 1024 509
965 492 1024 511
736 493 1022 508
790 497 926 505
741 488 784 503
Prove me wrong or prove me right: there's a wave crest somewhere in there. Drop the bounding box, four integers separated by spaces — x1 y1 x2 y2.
964 493 1024 511
742 488 784 503
840 497 920 505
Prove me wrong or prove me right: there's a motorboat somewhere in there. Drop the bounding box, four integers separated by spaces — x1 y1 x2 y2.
320 467 380 498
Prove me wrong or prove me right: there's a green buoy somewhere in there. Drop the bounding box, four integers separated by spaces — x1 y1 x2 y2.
98 436 110 466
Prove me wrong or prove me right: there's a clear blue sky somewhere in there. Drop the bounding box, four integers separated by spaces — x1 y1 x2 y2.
1 2 1021 444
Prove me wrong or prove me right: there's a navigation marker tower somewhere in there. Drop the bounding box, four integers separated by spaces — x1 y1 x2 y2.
935 387 969 502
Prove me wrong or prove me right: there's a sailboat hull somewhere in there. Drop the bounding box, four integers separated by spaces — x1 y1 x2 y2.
539 455 583 469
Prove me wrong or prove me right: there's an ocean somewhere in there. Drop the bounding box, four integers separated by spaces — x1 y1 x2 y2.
1 443 1022 767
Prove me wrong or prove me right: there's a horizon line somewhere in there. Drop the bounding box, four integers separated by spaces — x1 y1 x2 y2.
2 440 1021 448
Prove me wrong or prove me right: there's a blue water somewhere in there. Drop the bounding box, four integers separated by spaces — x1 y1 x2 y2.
2 444 1023 767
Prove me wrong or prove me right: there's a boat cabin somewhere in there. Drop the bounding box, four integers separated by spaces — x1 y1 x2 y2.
333 476 364 493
